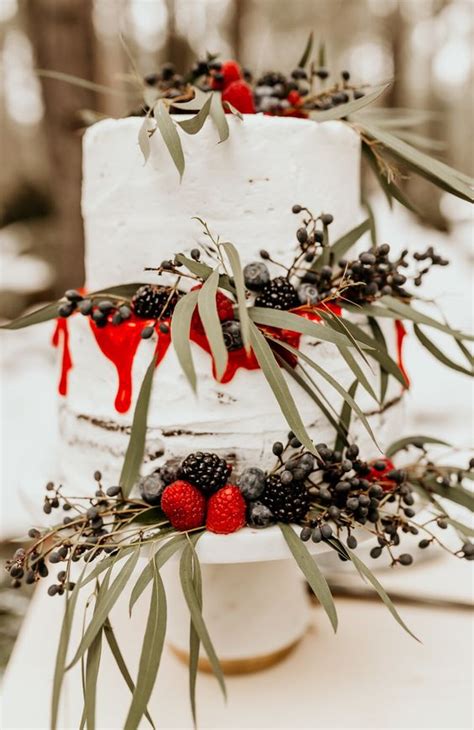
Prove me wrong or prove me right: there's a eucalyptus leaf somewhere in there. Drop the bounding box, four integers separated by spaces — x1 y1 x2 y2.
318 41 326 67
272 337 379 449
330 538 419 641
337 345 378 402
103 619 155 729
309 83 390 123
222 100 243 119
171 87 210 111
444 517 474 538
297 31 314 68
198 270 228 380
80 546 139 589
279 523 337 632
277 358 346 442
386 434 451 458
119 354 157 497
362 198 378 248
84 578 109 730
318 218 370 268
334 380 358 452
363 142 420 214
154 99 185 180
138 115 153 164
210 91 229 143
355 119 474 202
186 535 204 728
179 543 226 699
222 241 251 352
367 318 389 402
124 561 167 730
249 322 317 455
414 324 473 376
381 296 474 342
174 253 235 294
171 290 200 392
37 69 127 97
177 94 213 135
129 534 186 615
67 548 141 670
1 301 59 330
248 306 367 350
419 478 474 512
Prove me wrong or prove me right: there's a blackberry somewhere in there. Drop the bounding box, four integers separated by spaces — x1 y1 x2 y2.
260 474 310 523
179 452 231 495
255 277 299 311
132 285 180 320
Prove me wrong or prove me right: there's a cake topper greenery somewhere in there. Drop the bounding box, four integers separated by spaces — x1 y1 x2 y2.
3 203 474 727
39 32 474 206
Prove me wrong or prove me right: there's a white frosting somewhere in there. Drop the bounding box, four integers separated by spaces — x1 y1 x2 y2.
82 115 361 290
57 113 405 490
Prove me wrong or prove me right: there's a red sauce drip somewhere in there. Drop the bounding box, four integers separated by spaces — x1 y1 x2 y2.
52 318 73 396
89 314 157 413
395 319 410 388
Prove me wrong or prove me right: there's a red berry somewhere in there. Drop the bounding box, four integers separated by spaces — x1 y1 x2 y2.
191 285 234 332
206 484 246 534
287 90 301 107
161 480 206 531
222 80 256 115
367 457 396 492
221 60 242 88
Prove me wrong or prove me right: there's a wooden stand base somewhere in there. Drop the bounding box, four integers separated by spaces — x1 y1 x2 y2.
169 635 303 675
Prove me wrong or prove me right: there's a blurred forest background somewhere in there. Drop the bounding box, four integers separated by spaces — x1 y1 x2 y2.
0 0 473 318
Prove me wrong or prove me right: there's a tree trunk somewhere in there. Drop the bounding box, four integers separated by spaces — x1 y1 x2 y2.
27 0 96 294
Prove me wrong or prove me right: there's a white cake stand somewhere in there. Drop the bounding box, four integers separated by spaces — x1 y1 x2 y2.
162 525 368 673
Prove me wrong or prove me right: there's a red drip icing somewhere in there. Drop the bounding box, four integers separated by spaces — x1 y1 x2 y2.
89 314 156 413
52 318 73 396
395 319 410 388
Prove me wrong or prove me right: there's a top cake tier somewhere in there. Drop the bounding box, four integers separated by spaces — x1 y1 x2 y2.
82 115 361 290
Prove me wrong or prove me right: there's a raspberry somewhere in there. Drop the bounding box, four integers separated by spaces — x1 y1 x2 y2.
222 80 256 114
206 485 246 534
160 480 206 531
287 90 301 106
221 60 242 88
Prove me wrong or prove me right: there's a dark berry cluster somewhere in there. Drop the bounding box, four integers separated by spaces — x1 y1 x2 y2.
144 62 188 99
178 452 231 495
57 285 181 337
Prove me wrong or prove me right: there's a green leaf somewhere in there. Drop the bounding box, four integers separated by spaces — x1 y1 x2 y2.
381 296 474 342
363 142 420 214
198 270 228 380
171 87 210 111
317 41 326 67
222 100 243 119
367 318 389 403
249 322 317 455
185 534 204 728
297 31 314 68
248 306 365 350
210 91 229 143
124 560 167 730
331 538 419 641
119 355 157 497
221 242 251 352
83 578 109 730
138 115 153 164
129 534 186 615
171 290 200 392
1 301 59 330
362 198 378 248
177 94 213 135
335 316 406 387
179 543 226 699
67 548 141 670
420 478 474 512
318 218 370 268
309 83 391 123
355 119 474 202
37 69 127 97
337 344 377 402
278 358 347 443
80 546 139 589
279 523 337 632
51 564 88 730
413 324 473 376
103 619 155 729
272 337 379 449
174 253 236 294
386 434 451 458
334 380 358 453
444 517 474 538
154 99 185 180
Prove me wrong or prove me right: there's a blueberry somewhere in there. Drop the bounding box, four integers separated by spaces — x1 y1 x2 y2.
222 320 243 351
243 261 271 291
78 299 94 315
58 302 75 318
238 467 266 500
138 470 167 506
297 282 319 306
247 502 275 528
65 289 83 302
300 526 312 542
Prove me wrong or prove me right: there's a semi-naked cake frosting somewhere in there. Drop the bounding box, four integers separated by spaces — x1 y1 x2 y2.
58 114 404 490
